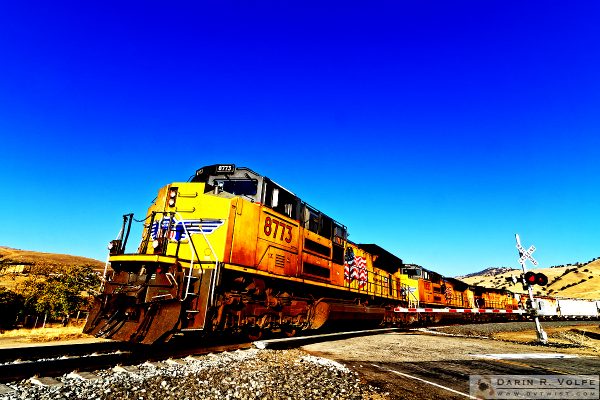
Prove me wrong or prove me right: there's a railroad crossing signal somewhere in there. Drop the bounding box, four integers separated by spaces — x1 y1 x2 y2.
514 233 548 344
514 234 547 286
504 272 548 288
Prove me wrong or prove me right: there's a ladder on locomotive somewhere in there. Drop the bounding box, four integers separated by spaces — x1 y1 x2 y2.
173 213 220 327
400 282 419 308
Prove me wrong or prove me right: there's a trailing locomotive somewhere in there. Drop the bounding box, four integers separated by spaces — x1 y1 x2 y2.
83 164 587 344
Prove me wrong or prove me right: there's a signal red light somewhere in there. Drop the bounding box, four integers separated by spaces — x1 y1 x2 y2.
523 271 548 286
535 273 548 286
524 271 536 284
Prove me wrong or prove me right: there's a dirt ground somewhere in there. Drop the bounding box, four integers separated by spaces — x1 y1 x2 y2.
303 328 600 400
433 321 600 356
0 322 103 348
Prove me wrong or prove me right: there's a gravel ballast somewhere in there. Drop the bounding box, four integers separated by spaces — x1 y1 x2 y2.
0 348 384 400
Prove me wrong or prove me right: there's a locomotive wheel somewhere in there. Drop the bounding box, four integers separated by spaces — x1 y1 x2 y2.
246 326 263 341
283 326 297 337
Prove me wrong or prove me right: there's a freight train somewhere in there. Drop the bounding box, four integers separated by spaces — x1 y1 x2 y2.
83 164 599 344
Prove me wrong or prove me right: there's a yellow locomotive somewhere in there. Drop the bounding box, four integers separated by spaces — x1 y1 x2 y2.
84 164 520 344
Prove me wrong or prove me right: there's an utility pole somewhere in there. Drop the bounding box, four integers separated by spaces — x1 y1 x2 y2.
515 234 548 344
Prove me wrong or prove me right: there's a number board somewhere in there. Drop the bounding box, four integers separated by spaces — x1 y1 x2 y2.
262 213 296 245
216 164 235 174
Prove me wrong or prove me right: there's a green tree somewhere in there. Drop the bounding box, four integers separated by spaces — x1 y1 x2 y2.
19 265 100 319
0 288 24 329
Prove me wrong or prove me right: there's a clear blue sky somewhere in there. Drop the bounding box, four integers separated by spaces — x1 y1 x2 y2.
1 1 598 277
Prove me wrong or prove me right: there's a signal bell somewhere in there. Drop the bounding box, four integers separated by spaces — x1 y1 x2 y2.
524 271 548 286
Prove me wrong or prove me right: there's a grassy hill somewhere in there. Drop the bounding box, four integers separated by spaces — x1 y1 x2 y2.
460 258 600 300
0 247 104 270
0 247 104 290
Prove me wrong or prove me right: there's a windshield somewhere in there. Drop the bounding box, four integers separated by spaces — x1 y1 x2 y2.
215 179 258 196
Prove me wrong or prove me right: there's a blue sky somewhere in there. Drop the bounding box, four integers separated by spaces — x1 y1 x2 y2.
1 1 598 277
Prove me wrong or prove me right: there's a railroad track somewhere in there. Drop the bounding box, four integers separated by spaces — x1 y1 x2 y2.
0 328 401 384
0 340 252 384
0 341 131 364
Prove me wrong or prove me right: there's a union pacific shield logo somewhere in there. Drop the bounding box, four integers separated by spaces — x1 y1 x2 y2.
151 218 224 241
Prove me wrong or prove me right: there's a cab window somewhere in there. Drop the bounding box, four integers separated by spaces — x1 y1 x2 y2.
319 215 333 239
304 205 320 233
215 179 258 196
402 268 421 278
264 181 298 218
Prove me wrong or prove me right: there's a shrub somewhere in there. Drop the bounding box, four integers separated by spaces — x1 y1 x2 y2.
18 265 100 320
0 288 24 329
561 268 574 276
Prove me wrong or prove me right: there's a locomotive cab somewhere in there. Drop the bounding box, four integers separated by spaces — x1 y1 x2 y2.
397 265 420 306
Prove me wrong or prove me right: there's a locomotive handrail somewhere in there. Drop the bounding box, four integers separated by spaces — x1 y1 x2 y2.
193 217 221 307
173 212 220 302
100 253 111 292
100 223 127 292
407 286 419 307
173 212 199 301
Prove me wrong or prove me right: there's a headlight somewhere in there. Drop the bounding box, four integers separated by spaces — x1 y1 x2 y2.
152 239 160 249
168 187 178 207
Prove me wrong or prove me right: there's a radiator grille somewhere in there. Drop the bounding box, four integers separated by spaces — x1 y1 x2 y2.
275 254 285 269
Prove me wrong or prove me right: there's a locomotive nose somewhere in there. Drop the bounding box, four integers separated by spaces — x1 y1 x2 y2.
83 262 184 344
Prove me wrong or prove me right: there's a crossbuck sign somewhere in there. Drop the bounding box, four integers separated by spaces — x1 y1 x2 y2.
515 234 538 266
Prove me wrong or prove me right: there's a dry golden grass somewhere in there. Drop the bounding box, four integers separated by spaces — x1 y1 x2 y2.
0 322 93 344
0 274 29 291
493 325 600 355
554 331 600 352
461 259 600 299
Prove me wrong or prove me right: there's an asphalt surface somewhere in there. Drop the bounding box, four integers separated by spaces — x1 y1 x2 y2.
302 325 600 400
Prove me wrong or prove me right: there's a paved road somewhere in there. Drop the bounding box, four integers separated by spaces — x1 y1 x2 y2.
302 331 600 400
